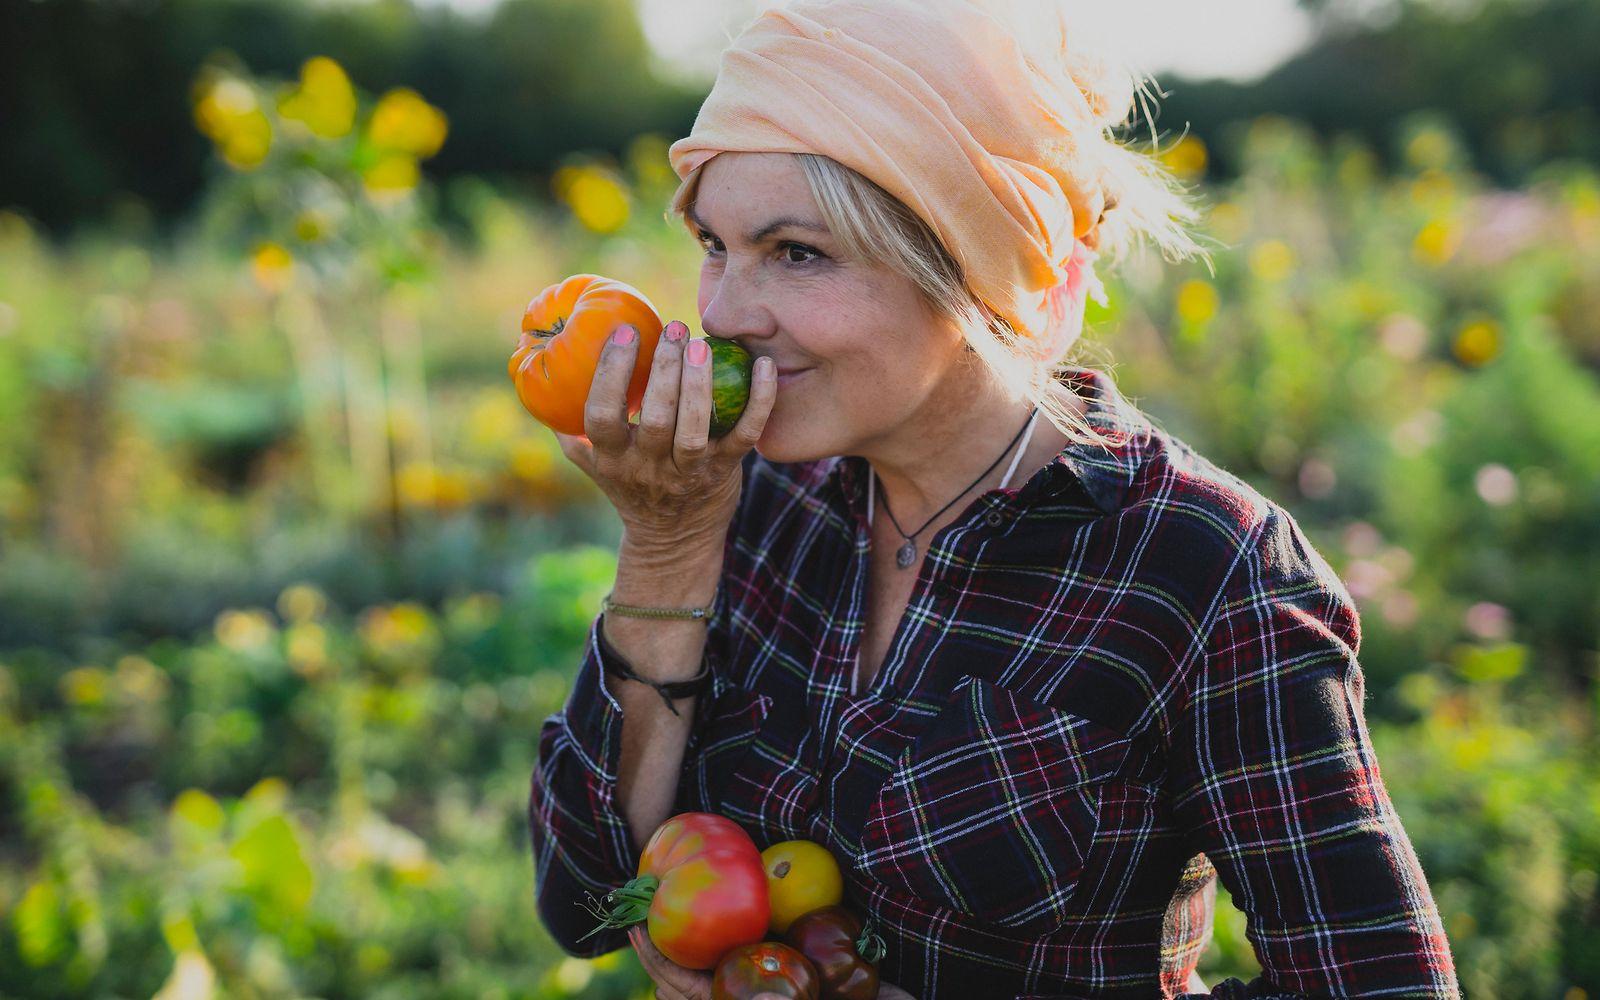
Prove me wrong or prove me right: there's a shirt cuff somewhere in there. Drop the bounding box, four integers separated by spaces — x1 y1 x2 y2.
557 612 632 785
562 611 722 783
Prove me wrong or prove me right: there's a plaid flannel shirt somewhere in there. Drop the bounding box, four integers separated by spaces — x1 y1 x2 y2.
528 366 1459 998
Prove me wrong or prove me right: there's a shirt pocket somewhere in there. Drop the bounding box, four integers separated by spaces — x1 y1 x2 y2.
853 673 1134 934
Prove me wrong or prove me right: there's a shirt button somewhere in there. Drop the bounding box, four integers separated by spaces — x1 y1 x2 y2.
985 510 1006 527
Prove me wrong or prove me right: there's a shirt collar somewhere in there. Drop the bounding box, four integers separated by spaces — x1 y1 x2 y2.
824 366 1152 516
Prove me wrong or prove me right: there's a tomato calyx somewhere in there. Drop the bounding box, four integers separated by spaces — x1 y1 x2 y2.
855 919 886 964
533 315 566 339
574 873 660 942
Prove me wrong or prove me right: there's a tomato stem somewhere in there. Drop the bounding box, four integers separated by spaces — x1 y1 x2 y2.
531 316 566 339
574 874 660 942
857 920 887 965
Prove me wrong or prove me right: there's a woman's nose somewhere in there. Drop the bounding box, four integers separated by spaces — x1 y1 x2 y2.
699 277 768 343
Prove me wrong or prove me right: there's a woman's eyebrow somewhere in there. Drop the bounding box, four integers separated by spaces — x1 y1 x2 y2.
688 206 829 244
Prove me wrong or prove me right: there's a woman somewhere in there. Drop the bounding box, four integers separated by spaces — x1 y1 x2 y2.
527 1 1460 997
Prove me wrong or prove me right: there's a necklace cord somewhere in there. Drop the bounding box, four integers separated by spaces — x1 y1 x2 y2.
868 406 1039 538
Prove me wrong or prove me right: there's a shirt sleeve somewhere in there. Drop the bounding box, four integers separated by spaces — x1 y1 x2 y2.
1166 508 1460 998
526 610 648 957
530 453 756 958
528 606 729 957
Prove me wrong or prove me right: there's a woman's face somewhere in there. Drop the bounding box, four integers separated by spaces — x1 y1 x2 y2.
690 151 968 464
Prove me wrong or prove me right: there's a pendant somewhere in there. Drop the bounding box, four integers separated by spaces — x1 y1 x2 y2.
896 539 917 569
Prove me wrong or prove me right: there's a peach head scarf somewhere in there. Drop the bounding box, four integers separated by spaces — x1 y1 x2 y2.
667 0 1112 364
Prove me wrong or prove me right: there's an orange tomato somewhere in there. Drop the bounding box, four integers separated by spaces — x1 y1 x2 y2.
761 840 844 934
508 273 664 435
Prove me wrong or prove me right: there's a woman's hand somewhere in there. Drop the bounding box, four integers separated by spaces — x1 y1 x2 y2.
554 320 776 553
630 924 917 999
630 924 714 999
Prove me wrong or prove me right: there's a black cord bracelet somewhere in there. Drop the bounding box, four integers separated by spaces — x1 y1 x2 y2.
595 617 713 717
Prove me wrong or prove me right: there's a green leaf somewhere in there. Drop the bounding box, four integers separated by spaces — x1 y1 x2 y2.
1453 642 1527 684
229 815 314 917
14 879 68 967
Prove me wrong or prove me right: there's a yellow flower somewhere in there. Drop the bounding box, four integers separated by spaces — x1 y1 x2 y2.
115 655 170 704
194 77 273 170
1453 319 1501 367
1408 169 1456 211
396 462 479 511
554 164 630 234
286 623 329 678
396 462 438 507
466 392 522 452
278 56 357 139
251 242 294 293
277 582 328 623
359 602 439 659
1159 135 1208 179
1248 240 1296 283
1411 219 1460 266
60 667 109 708
214 608 277 653
510 438 555 481
1175 279 1219 326
193 77 255 139
367 87 449 159
1405 126 1456 171
362 154 420 202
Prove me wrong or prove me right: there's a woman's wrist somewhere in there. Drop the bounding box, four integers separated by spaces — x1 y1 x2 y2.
619 523 728 567
615 533 724 603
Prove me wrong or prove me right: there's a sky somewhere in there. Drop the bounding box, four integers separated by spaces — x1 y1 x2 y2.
632 0 1322 85
421 0 1343 85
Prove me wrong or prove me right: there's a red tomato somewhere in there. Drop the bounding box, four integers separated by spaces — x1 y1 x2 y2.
712 941 821 1000
782 905 885 1000
579 812 769 970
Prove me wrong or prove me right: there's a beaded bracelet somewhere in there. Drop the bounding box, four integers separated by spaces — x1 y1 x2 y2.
601 588 716 621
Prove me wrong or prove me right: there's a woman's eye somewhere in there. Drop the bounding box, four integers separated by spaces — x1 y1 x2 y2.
694 233 821 267
780 243 822 265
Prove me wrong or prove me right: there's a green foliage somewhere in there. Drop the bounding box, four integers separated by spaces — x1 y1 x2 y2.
1 571 647 997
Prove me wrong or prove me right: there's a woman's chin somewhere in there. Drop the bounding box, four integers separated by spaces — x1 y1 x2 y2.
753 425 828 466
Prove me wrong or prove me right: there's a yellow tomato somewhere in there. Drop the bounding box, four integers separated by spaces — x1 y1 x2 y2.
760 840 844 934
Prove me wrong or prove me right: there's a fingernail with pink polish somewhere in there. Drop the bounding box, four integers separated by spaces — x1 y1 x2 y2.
686 339 709 366
665 321 686 342
614 325 635 346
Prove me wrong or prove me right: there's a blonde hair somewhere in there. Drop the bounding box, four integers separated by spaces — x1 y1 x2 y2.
668 23 1209 450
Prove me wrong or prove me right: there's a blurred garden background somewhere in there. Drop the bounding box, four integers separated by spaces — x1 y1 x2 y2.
1 0 1598 996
